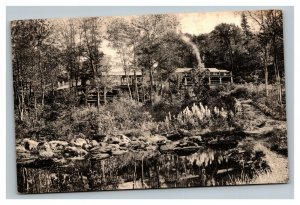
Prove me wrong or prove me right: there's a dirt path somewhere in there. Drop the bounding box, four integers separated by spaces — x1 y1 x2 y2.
239 99 287 135
251 142 289 184
237 99 288 184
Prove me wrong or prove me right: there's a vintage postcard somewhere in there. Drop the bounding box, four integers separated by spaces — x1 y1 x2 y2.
11 9 288 194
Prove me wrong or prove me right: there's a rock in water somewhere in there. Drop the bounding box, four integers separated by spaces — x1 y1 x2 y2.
111 149 128 156
64 146 88 157
23 138 39 151
16 144 26 152
104 136 121 144
189 136 203 144
49 140 68 149
38 142 54 158
91 140 99 147
71 138 87 147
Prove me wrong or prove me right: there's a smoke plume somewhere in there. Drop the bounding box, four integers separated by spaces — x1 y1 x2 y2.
180 34 205 70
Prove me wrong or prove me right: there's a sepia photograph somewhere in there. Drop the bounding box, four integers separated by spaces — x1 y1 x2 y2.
11 9 288 194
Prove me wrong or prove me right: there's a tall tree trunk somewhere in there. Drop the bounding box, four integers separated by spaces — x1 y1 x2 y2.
97 88 100 109
18 89 25 121
263 46 269 97
149 68 154 105
272 35 282 105
41 83 45 108
38 48 45 108
226 40 235 72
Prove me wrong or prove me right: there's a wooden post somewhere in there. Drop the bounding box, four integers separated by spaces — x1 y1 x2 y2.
219 77 222 84
134 70 139 102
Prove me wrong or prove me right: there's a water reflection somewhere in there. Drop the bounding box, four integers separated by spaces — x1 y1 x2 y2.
17 142 270 193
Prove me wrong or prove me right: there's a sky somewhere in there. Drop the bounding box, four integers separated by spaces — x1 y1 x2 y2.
102 10 243 66
177 11 242 35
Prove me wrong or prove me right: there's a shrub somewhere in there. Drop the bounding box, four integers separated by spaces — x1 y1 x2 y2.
160 102 231 132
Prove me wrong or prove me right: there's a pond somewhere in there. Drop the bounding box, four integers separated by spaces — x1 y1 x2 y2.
17 136 270 194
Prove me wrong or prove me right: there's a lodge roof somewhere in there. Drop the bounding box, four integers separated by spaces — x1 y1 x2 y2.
102 70 142 76
174 68 193 73
174 67 230 74
205 68 230 73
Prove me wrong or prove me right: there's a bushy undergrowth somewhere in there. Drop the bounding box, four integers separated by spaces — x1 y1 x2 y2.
16 82 286 141
71 98 154 137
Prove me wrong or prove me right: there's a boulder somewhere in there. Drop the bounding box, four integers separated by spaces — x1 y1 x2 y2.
130 140 144 150
91 153 110 160
23 138 39 151
147 134 168 145
146 145 157 151
64 146 88 157
53 157 67 165
158 143 175 154
91 140 99 147
90 146 111 154
111 149 128 156
189 136 203 144
104 136 121 144
178 129 192 137
176 140 198 148
71 138 87 147
107 144 120 150
119 142 129 147
16 144 26 152
38 142 54 158
117 134 131 143
49 140 68 149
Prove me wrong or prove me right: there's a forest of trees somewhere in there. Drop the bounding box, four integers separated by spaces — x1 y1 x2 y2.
12 10 285 139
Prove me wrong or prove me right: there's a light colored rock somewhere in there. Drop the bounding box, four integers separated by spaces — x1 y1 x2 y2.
147 134 168 144
189 136 203 144
91 140 99 147
117 134 131 143
111 149 128 156
38 142 54 158
23 138 39 151
146 145 157 151
16 144 26 152
119 142 129 147
49 140 68 149
107 144 120 150
64 146 88 157
90 146 111 154
53 157 67 165
92 153 110 160
71 138 87 147
104 136 121 144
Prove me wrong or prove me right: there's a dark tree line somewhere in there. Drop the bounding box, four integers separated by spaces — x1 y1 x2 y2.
192 10 284 104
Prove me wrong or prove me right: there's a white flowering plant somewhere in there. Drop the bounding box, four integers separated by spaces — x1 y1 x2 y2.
162 102 231 132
